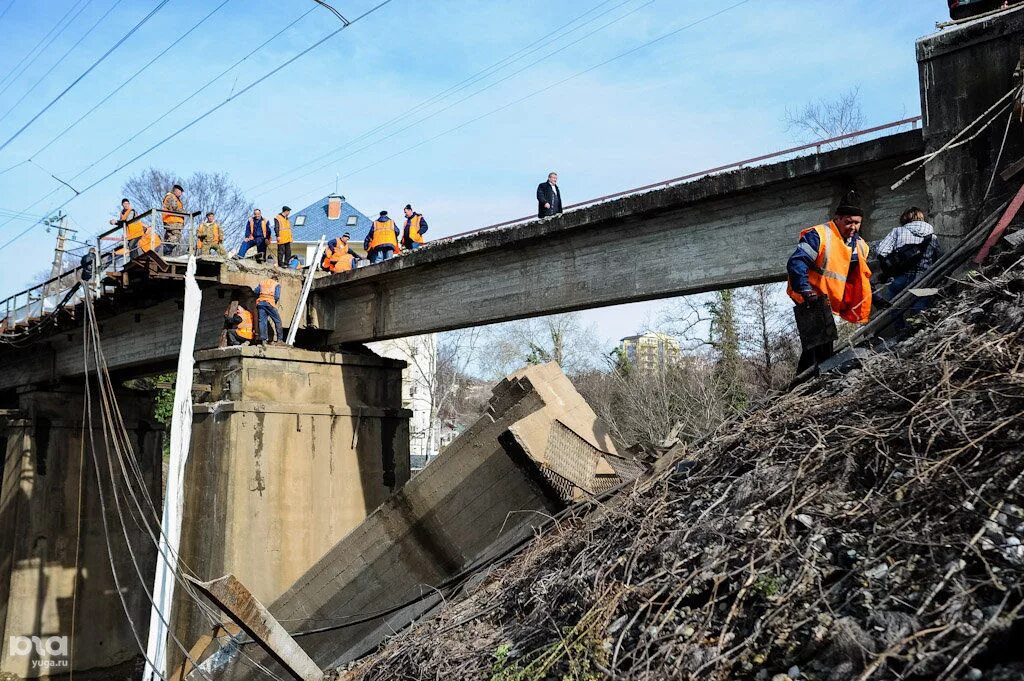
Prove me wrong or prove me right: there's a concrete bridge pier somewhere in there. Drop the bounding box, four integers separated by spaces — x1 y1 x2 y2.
169 346 411 676
0 386 163 678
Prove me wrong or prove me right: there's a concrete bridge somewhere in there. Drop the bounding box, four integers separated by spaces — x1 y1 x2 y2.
0 129 927 394
0 8 1022 678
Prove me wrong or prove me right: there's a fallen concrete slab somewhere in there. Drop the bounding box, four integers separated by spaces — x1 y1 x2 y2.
206 362 640 680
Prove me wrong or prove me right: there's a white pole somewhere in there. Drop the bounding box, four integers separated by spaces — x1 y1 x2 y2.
142 255 202 681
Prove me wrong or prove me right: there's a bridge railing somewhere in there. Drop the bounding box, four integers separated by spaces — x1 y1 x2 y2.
1 207 201 334
448 116 923 240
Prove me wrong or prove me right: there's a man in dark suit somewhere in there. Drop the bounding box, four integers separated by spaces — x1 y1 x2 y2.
536 172 563 219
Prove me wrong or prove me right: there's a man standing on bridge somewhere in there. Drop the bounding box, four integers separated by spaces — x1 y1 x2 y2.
537 172 562 219
401 204 428 250
254 275 283 344
274 206 293 267
364 211 400 263
786 191 872 374
161 184 185 256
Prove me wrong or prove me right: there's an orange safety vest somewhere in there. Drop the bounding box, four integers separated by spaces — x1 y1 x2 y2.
323 241 353 272
121 208 144 240
367 218 400 252
256 278 278 307
162 192 184 225
405 214 425 244
787 221 872 324
275 214 292 244
235 307 254 340
138 225 162 254
198 221 222 246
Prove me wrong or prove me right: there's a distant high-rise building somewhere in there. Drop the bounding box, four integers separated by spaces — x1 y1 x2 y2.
619 332 681 374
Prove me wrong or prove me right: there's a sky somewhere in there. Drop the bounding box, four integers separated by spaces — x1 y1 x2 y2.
0 0 948 350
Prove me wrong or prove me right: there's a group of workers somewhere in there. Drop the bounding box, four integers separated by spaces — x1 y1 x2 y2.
113 183 432 273
223 274 283 346
786 190 940 375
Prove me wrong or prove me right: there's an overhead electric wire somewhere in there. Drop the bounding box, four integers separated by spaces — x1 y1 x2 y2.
29 0 234 158
2 0 391 249
48 0 395 210
0 0 16 26
0 0 173 154
246 0 626 193
0 0 128 125
293 0 756 204
260 0 655 198
0 0 90 93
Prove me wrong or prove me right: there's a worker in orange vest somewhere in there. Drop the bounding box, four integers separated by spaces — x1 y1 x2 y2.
137 223 163 255
364 211 400 264
273 206 292 267
109 198 142 257
321 233 355 273
161 183 185 256
238 209 271 262
401 204 428 250
786 191 872 374
254 276 283 343
197 211 227 257
224 304 254 346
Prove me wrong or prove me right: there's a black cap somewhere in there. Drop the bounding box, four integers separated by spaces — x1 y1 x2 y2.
282 206 291 212
342 232 350 238
835 190 864 217
404 204 412 211
379 210 388 217
173 184 183 192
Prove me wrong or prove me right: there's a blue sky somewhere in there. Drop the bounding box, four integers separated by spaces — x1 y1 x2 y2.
0 0 946 346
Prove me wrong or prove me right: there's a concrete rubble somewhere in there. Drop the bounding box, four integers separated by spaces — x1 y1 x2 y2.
190 362 642 681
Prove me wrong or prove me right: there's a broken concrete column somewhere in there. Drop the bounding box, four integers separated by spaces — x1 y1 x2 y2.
917 8 1024 241
169 346 411 677
0 387 163 678
212 362 639 680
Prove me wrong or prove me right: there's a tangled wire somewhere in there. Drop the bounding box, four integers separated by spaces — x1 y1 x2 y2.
345 253 1024 681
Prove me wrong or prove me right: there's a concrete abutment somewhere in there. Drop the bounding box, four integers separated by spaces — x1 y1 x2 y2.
0 387 162 679
168 346 411 677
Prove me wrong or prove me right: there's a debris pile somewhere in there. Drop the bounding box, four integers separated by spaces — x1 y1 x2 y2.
344 253 1024 680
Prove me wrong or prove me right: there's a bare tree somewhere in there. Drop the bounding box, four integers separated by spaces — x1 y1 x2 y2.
120 168 253 245
485 312 599 379
737 283 798 391
784 87 864 148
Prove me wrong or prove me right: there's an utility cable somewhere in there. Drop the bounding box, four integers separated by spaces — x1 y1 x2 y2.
262 0 654 197
0 0 173 154
293 0 756 204
61 4 321 184
59 0 395 204
0 0 126 124
246 0 626 193
0 0 16 26
0 0 90 93
29 0 234 158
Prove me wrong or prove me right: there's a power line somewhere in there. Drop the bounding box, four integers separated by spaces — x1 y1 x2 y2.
0 0 173 154
61 5 320 184
0 0 95 97
291 0 756 205
0 0 16 26
0 0 394 249
69 0 395 199
246 0 629 194
259 0 654 198
29 0 234 158
0 0 128 125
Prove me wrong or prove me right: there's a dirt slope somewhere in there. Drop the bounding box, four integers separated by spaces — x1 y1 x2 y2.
345 252 1024 681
